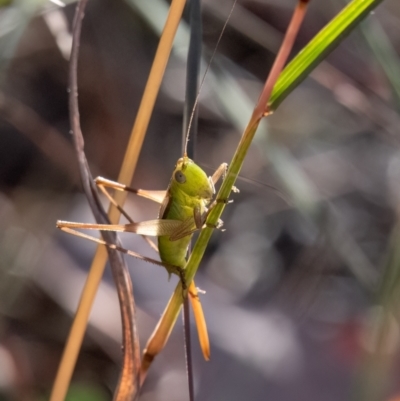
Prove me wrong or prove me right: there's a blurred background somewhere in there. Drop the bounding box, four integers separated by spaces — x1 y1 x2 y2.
1 0 400 400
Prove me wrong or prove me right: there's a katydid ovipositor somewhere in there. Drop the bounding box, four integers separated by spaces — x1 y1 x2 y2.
57 154 230 360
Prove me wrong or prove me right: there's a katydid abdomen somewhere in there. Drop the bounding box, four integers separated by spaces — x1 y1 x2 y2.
158 157 212 271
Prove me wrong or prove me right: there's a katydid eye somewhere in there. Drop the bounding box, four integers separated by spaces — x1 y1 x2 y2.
175 171 186 184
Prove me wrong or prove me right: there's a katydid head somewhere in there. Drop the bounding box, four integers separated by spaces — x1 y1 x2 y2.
172 156 213 200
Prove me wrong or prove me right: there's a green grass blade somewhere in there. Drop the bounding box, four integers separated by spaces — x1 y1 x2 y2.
269 0 384 111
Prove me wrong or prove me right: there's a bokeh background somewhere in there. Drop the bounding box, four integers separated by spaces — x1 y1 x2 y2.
1 0 400 400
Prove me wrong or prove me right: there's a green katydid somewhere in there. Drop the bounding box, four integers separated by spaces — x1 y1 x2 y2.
57 0 240 361
57 153 233 360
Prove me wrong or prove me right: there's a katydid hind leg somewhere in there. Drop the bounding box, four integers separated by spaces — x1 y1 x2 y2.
57 218 185 237
96 182 158 252
58 225 185 278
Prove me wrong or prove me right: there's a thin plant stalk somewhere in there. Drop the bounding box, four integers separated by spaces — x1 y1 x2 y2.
182 0 202 398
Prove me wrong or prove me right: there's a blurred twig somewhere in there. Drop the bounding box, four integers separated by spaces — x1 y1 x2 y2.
360 16 400 107
354 223 400 401
264 142 379 291
0 0 45 81
0 91 80 185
